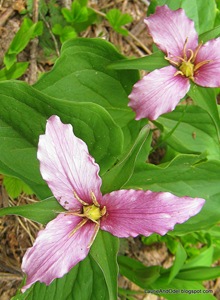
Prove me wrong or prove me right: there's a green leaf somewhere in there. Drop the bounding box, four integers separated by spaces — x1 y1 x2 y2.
177 266 220 281
108 50 169 71
34 38 143 152
180 0 216 35
101 125 151 193
51 23 63 35
106 9 133 36
4 18 43 69
52 24 77 43
13 253 109 300
118 256 161 289
90 231 119 300
188 84 220 140
0 80 123 199
3 175 33 198
199 25 220 42
73 7 97 33
168 243 187 283
62 1 88 24
0 197 64 224
0 62 29 80
126 155 220 233
181 246 214 269
157 105 220 160
60 26 77 43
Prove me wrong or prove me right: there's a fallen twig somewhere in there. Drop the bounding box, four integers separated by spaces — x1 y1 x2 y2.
28 0 39 84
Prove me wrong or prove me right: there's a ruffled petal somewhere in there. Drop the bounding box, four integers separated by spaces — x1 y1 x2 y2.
38 115 102 210
145 5 198 62
128 66 190 120
21 214 96 292
100 190 205 238
194 38 220 87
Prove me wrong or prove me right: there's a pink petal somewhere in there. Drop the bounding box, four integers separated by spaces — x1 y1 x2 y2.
38 115 102 210
21 214 96 292
194 38 220 87
145 5 198 62
128 66 190 120
100 190 205 238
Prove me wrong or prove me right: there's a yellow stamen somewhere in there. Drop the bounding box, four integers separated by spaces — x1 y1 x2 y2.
194 60 211 72
69 219 88 237
87 222 100 248
73 191 89 206
183 37 188 60
90 191 100 207
192 41 203 63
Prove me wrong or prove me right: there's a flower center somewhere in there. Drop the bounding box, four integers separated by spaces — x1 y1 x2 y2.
166 38 211 81
71 190 107 223
66 191 107 247
83 204 103 221
179 60 194 78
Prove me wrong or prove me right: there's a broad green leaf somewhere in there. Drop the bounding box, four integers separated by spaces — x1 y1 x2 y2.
199 25 220 42
151 277 215 300
4 18 43 69
0 197 64 224
157 105 220 160
0 62 29 80
126 155 220 233
176 266 220 281
3 175 33 198
106 9 133 36
33 38 143 152
0 80 123 199
168 243 187 283
101 125 151 193
188 84 220 140
108 51 169 71
90 231 119 300
180 0 216 35
118 256 161 289
13 254 109 300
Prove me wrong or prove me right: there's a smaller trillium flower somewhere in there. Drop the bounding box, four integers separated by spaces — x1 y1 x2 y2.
21 115 205 291
128 5 220 120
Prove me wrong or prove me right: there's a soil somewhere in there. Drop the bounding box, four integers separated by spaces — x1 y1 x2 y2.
0 1 220 300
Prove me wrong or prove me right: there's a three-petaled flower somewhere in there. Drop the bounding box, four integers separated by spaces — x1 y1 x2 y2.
21 115 205 291
128 5 220 120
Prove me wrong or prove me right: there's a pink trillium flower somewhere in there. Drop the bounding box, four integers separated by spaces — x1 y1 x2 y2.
128 5 220 120
21 115 205 291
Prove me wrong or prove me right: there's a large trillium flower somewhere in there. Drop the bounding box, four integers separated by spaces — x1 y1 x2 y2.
128 5 220 120
21 115 205 291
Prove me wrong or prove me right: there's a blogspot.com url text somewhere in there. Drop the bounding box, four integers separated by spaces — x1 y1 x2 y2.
145 289 213 295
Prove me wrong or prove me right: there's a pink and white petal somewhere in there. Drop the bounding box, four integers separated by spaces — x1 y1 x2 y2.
100 190 205 238
194 38 220 87
21 214 96 292
128 66 190 120
38 115 102 210
145 5 198 62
